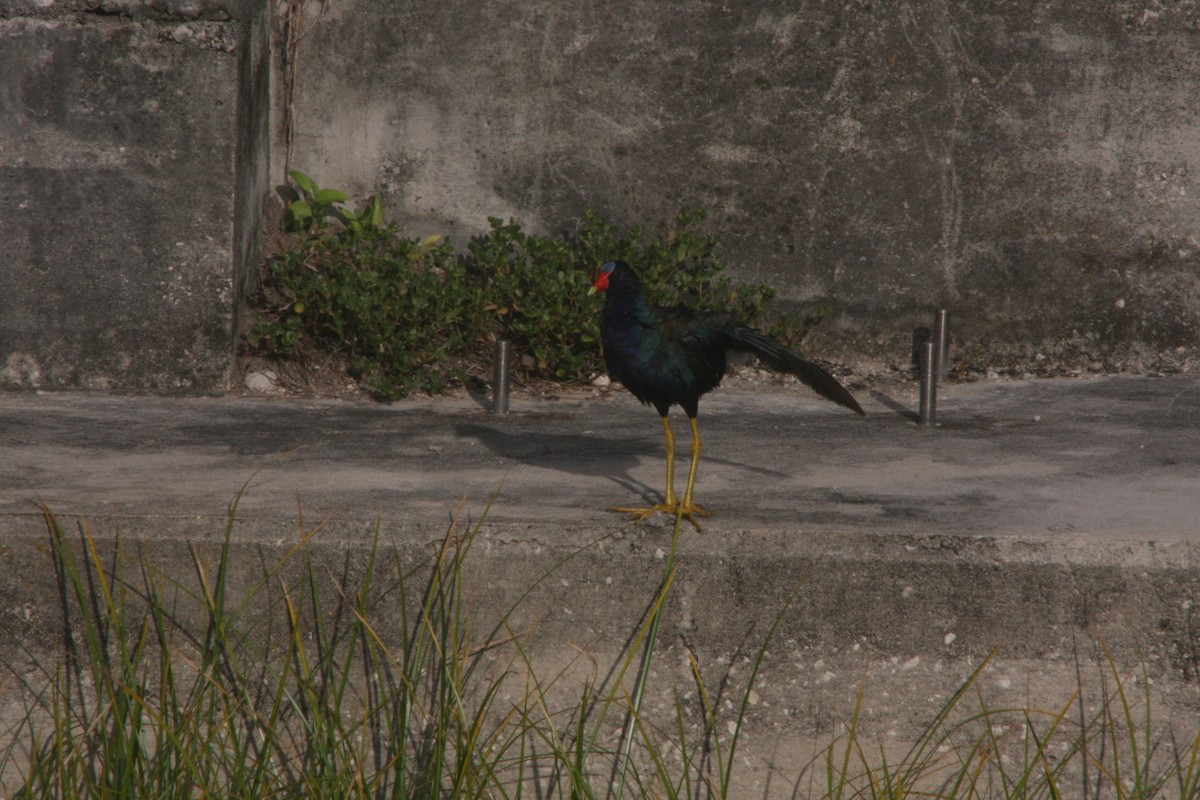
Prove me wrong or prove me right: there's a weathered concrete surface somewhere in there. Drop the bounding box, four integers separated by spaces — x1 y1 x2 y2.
1 375 1199 793
290 1 1200 371
0 0 269 392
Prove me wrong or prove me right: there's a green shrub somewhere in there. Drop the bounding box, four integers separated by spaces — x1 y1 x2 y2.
256 217 470 398
579 207 776 318
250 172 810 398
468 216 599 381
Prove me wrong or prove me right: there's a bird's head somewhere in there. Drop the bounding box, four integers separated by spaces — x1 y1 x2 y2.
590 261 617 293
589 260 635 295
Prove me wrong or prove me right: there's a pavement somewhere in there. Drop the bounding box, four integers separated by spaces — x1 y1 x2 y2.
2 373 1198 543
2 374 1199 793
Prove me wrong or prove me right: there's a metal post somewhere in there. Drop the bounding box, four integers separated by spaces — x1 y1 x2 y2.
918 340 936 426
492 340 511 414
933 309 950 380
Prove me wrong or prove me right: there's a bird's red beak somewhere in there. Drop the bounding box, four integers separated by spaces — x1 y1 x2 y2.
592 271 610 292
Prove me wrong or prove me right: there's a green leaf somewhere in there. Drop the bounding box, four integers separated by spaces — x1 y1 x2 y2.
288 169 316 195
314 188 348 205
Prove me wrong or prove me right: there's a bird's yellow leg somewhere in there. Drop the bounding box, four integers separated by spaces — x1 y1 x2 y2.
677 416 710 523
612 417 676 517
610 415 708 530
661 416 677 506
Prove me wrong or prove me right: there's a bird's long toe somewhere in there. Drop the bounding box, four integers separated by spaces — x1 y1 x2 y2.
608 502 710 530
676 502 709 530
609 503 674 522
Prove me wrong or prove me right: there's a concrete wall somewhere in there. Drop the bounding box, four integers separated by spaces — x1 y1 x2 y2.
0 0 268 392
291 0 1200 370
1 1 1197 391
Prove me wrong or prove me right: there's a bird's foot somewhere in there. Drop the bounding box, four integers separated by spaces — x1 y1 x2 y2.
609 501 711 531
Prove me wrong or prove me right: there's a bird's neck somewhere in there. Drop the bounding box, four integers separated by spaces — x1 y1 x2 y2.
602 288 654 323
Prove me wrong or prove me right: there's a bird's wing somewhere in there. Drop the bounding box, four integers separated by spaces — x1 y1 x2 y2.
650 303 708 335
623 304 727 392
653 305 732 359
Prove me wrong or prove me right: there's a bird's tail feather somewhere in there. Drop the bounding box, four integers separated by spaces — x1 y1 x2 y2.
727 325 865 415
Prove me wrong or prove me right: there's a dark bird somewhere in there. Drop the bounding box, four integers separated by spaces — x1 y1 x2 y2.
591 260 864 529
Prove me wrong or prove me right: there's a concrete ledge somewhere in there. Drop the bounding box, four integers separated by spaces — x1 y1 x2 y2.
2 374 1199 791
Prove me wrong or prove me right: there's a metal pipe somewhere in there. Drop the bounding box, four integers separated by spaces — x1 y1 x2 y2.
933 309 950 380
492 340 511 414
918 340 936 426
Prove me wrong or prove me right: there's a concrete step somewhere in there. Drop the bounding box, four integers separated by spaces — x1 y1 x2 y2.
2 374 1198 795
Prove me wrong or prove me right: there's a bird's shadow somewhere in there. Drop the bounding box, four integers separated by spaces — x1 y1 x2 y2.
456 422 658 503
455 421 789 506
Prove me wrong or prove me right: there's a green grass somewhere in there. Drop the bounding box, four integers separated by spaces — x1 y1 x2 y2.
1 491 1198 799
